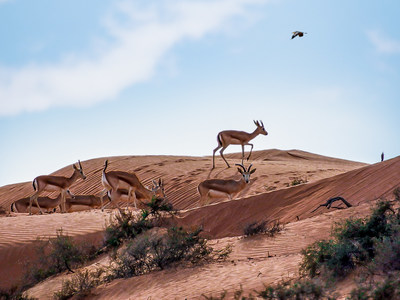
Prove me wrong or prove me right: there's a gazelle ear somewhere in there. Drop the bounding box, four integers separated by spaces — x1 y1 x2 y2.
73 164 78 170
250 168 256 174
237 167 243 174
159 178 162 186
152 180 157 186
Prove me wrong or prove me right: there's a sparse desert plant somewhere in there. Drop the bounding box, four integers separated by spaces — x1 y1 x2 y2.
300 200 398 279
104 208 153 248
0 205 7 215
257 278 333 300
393 187 400 201
290 177 308 186
202 285 256 299
109 227 213 279
212 244 233 262
244 220 283 237
54 269 104 300
0 286 36 300
24 230 88 287
348 276 400 300
258 279 335 300
145 197 175 218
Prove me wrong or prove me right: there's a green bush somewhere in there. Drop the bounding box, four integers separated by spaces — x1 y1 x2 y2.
244 220 283 237
300 200 397 278
348 276 400 300
145 197 175 218
0 286 36 300
24 230 87 286
104 209 153 248
258 278 333 300
110 227 212 279
54 269 104 300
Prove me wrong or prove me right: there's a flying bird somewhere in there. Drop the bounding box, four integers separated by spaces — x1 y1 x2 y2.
291 31 307 39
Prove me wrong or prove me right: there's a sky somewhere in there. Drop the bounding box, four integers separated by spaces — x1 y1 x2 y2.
0 0 399 187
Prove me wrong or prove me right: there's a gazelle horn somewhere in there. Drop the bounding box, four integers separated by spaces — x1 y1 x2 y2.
235 163 246 172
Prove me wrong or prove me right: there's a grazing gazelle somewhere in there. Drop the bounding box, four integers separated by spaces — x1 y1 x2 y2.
11 190 74 213
291 31 307 39
30 160 86 215
212 120 268 169
105 179 166 209
101 160 166 209
64 193 109 212
198 163 256 206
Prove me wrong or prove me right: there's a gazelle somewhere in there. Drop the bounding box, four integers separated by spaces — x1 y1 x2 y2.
64 193 109 212
101 160 166 209
105 179 165 209
198 163 256 206
30 160 86 215
11 190 74 213
212 120 268 169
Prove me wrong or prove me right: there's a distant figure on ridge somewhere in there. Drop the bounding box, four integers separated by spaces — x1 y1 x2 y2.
212 120 268 169
291 31 307 39
381 152 384 162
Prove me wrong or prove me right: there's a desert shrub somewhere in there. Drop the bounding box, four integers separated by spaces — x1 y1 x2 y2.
104 209 153 248
348 276 400 300
24 230 87 286
290 177 308 186
333 201 395 258
257 278 332 300
371 233 400 273
202 285 256 299
145 197 175 218
0 205 7 215
300 200 397 279
0 286 36 300
212 244 233 262
54 269 104 300
109 227 212 279
244 220 283 237
394 187 400 201
244 221 268 236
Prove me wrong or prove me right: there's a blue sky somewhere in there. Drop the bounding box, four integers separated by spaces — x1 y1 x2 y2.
1 0 399 187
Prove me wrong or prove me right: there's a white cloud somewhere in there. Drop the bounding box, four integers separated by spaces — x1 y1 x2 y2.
367 29 400 54
0 0 267 116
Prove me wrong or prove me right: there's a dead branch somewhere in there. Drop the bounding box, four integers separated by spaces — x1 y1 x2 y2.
311 196 352 213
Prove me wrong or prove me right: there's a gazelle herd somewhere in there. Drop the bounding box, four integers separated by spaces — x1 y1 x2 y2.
10 120 267 214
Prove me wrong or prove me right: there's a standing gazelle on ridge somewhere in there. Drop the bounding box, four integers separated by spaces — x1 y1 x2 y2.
101 160 166 209
30 161 86 215
198 163 256 206
212 120 268 169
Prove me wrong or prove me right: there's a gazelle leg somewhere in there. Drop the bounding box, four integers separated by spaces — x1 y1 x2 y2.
241 144 245 165
247 143 254 161
29 195 35 215
220 146 230 168
61 190 67 213
212 145 222 169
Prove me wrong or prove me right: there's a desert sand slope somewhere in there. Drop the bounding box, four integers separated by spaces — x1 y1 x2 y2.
0 149 369 291
0 149 365 212
27 201 376 300
176 156 400 239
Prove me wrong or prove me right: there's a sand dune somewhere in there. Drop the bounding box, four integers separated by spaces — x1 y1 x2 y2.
176 155 400 238
1 149 398 297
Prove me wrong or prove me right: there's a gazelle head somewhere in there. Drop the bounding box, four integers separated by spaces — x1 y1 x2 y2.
73 160 86 180
236 163 256 183
65 189 75 199
151 178 166 198
254 120 268 136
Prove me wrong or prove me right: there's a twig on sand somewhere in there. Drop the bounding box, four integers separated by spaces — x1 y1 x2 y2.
311 197 352 213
